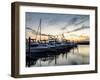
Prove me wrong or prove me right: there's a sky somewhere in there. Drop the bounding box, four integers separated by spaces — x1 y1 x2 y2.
25 12 90 41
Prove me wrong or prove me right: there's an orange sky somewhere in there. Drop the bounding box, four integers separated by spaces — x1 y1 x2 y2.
26 31 89 42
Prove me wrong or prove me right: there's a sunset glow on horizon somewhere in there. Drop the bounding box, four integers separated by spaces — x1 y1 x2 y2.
25 12 90 42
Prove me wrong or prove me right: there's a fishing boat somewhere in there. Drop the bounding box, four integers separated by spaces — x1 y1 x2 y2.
26 42 49 53
26 18 77 56
26 19 51 56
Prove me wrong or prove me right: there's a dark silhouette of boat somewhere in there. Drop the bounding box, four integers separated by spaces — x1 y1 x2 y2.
77 40 89 45
26 18 78 66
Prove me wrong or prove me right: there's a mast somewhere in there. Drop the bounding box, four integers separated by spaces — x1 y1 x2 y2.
39 18 42 42
35 18 42 42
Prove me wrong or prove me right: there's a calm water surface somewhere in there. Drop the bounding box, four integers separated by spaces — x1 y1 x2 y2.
26 45 89 67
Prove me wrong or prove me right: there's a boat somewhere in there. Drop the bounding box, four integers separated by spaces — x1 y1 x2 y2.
47 39 77 52
26 18 77 57
26 19 50 55
26 42 49 53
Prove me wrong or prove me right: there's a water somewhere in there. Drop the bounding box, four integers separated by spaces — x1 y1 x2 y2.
26 45 89 67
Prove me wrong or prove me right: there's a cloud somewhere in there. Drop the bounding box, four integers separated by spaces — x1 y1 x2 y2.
26 27 54 37
60 17 79 30
26 27 37 34
26 12 89 35
74 17 89 26
67 25 89 33
60 15 89 31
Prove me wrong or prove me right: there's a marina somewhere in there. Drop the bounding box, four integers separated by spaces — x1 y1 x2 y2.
26 43 89 67
25 14 90 67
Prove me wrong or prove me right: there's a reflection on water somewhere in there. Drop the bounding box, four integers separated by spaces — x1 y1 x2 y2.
26 45 89 67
